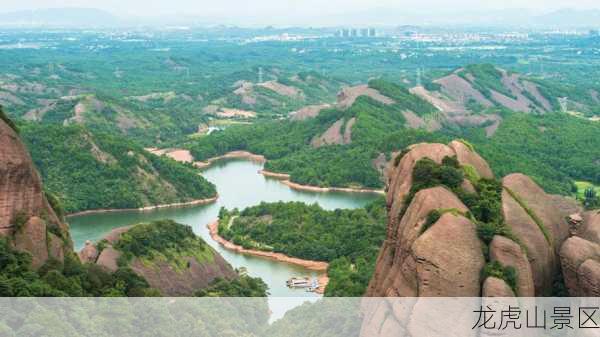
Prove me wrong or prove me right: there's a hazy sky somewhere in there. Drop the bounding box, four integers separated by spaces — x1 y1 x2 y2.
2 0 600 18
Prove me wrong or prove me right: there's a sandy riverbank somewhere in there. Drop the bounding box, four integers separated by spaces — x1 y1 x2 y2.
146 148 266 170
207 220 329 294
259 170 385 195
66 196 218 218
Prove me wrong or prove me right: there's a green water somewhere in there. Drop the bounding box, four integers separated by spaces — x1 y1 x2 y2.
68 159 380 297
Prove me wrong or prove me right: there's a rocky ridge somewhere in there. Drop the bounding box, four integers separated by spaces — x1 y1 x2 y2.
362 139 594 335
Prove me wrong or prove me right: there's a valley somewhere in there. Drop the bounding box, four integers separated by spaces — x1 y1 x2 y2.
68 158 380 297
1 25 600 304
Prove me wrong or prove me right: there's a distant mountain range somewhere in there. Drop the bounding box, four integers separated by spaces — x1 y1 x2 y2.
0 8 121 27
0 7 599 28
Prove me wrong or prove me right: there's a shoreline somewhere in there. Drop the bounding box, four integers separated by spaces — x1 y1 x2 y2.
195 151 266 169
66 196 218 218
148 146 385 195
207 220 329 294
259 170 385 195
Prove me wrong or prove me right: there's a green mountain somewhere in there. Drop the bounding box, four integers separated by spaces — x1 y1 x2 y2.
218 199 387 296
187 71 600 195
20 122 216 213
1 65 342 145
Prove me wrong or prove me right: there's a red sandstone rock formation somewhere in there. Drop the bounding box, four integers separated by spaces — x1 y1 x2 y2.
0 118 71 268
362 140 582 336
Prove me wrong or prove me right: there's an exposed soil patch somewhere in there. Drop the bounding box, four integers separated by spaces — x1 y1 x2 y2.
289 104 331 120
410 86 465 113
258 80 303 98
336 85 395 109
216 108 257 119
311 119 345 147
146 148 194 163
435 74 494 107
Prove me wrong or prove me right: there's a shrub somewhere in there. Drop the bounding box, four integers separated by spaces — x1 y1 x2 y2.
44 190 65 221
481 261 518 295
394 149 410 167
0 106 18 133
420 210 441 235
11 212 28 231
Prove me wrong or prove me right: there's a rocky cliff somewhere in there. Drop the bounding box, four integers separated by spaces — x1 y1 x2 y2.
0 116 72 268
560 211 600 296
367 141 584 297
367 141 600 296
80 221 237 296
362 139 596 335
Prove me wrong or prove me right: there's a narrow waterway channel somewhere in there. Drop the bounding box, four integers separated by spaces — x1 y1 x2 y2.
68 158 380 299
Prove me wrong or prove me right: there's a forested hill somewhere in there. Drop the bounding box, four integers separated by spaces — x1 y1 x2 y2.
20 122 216 213
218 199 387 296
187 77 600 196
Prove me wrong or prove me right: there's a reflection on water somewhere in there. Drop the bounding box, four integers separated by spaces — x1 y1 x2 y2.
68 159 380 297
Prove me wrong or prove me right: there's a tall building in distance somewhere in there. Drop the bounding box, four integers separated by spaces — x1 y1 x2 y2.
335 27 377 38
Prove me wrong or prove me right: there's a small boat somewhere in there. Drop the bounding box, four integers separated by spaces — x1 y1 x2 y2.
287 277 320 291
286 277 312 288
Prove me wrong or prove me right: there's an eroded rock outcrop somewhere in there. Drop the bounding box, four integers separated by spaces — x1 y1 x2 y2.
489 235 534 296
81 223 237 296
362 140 580 336
0 117 71 268
560 212 600 297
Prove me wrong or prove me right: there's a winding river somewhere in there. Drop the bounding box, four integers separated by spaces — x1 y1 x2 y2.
68 159 380 298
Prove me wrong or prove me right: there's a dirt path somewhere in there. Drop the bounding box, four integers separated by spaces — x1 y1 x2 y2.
207 220 329 294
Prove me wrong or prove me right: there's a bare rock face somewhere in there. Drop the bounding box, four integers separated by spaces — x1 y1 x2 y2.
560 236 600 296
489 235 534 296
89 225 237 295
367 187 470 296
13 216 48 269
448 140 494 179
386 143 456 226
501 187 553 295
503 174 570 250
577 259 600 296
501 173 576 295
482 276 515 297
368 140 580 299
78 240 99 263
0 118 71 268
580 211 600 244
131 253 237 296
559 210 600 296
96 246 121 272
412 213 484 296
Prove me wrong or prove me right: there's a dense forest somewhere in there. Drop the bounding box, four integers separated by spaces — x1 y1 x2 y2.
454 112 600 195
19 122 216 213
188 77 600 196
218 199 387 296
188 80 451 189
